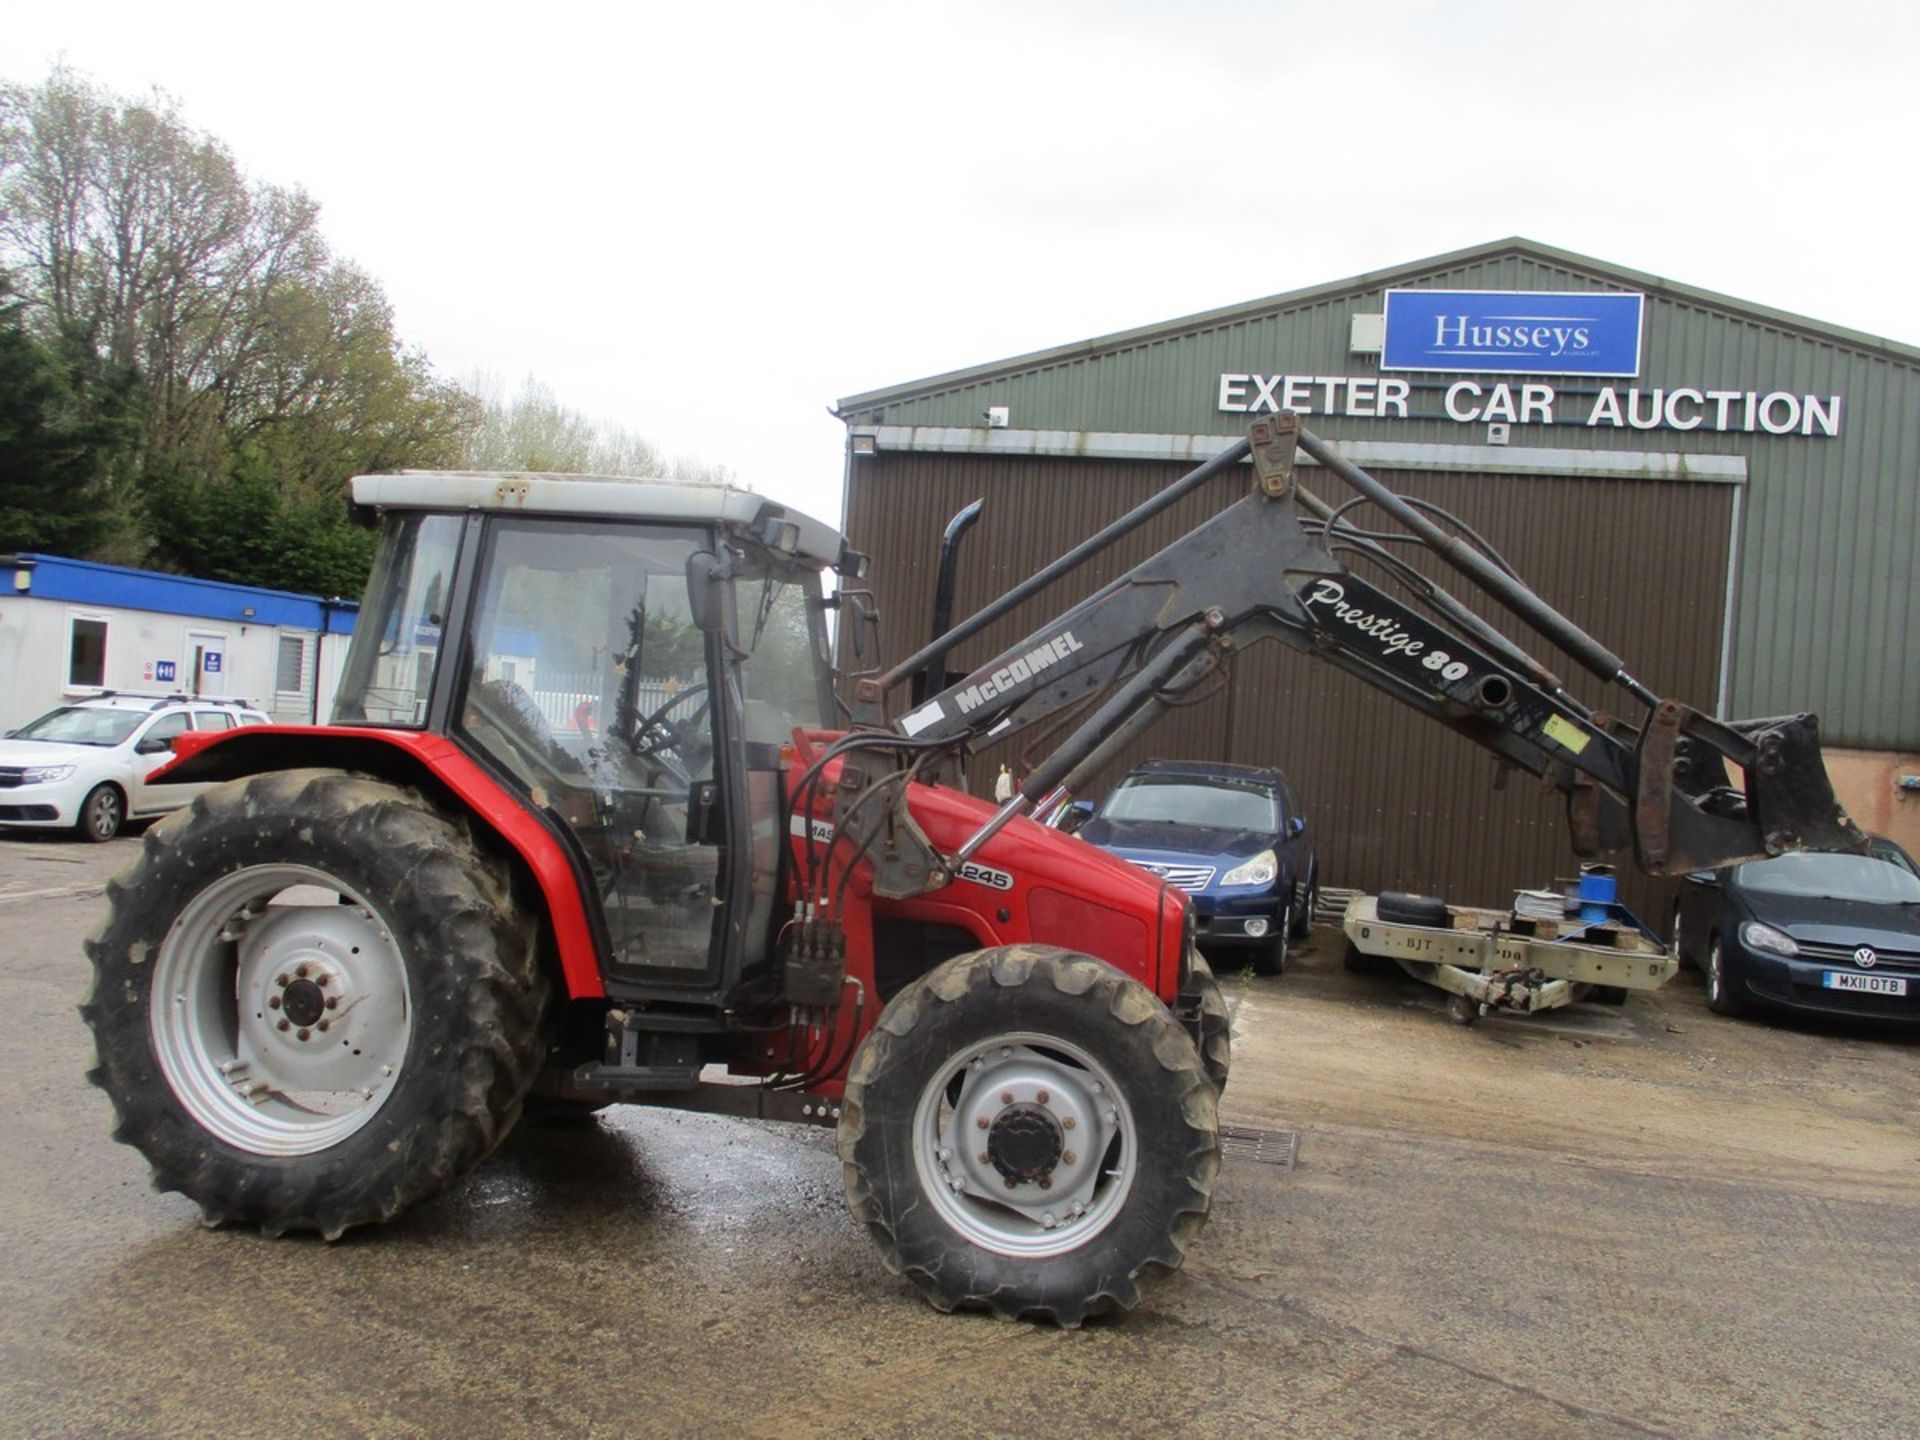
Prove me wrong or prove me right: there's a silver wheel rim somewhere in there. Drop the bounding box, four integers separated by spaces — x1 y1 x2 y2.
1707 941 1723 1002
148 864 413 1155
87 788 119 838
912 1030 1138 1259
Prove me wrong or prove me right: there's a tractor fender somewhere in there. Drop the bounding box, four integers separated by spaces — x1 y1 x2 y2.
153 725 604 999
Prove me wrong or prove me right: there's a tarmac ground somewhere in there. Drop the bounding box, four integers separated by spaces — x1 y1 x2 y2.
1 831 1915 1438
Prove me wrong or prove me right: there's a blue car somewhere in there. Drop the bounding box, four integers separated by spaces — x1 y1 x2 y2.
1075 759 1317 975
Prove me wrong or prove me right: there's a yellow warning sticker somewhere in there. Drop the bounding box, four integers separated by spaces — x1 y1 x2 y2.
1542 714 1591 755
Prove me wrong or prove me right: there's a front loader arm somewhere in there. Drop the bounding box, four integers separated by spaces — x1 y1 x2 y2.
859 412 1861 883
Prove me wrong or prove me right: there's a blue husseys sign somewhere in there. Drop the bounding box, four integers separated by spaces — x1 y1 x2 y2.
1382 290 1645 377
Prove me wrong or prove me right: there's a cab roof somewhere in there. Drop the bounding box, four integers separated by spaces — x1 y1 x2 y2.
351 472 849 571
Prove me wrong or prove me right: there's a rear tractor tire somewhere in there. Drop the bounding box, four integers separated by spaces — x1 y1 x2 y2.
82 769 551 1239
839 945 1219 1326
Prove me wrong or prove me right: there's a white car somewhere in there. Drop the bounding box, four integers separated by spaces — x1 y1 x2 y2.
0 694 270 842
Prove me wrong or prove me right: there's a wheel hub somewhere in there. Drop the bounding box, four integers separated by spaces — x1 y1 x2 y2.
921 1040 1133 1255
149 865 415 1158
237 908 401 1079
987 1103 1065 1185
281 976 327 1028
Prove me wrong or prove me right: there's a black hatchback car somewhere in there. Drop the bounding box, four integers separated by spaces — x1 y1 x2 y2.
1673 842 1920 1024
1073 759 1317 975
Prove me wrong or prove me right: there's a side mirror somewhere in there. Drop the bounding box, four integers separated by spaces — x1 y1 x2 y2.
840 591 875 665
686 551 727 634
1289 816 1307 838
135 735 174 755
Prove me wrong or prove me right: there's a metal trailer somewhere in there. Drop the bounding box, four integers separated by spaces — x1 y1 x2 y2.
1341 893 1677 1026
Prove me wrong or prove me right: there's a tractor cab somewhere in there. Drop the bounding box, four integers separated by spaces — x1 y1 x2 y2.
334 473 853 1004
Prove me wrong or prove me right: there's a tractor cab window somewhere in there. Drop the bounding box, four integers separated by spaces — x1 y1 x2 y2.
459 519 720 980
734 553 834 747
334 514 463 726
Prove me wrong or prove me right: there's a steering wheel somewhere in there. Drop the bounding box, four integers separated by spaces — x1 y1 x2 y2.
627 683 711 784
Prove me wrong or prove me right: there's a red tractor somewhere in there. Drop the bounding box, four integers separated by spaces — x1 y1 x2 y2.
84 415 1859 1324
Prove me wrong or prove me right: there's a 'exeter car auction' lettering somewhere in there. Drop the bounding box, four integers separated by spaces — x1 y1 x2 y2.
1220 372 1843 437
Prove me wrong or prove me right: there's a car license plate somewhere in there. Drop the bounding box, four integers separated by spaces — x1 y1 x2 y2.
1822 971 1908 996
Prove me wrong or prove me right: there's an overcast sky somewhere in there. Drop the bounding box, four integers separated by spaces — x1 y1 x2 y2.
6 1 1912 529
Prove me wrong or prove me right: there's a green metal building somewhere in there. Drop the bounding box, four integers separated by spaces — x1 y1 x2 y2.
835 238 1920 907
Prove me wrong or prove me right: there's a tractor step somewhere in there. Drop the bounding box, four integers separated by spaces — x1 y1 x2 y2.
586 1009 706 1092
568 1060 703 1094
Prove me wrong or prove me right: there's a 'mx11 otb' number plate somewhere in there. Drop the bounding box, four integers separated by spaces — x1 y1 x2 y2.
1822 971 1908 996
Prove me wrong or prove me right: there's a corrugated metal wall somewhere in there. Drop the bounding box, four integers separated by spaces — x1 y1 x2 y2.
847 450 1732 915
840 243 1920 750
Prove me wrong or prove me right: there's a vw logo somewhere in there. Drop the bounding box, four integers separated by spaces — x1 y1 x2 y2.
1853 946 1878 969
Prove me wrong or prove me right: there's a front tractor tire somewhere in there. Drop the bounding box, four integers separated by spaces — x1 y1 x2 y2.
82 769 550 1239
1182 952 1232 1096
838 945 1219 1326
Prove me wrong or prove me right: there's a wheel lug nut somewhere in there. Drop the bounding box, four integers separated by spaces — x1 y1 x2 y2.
1063 1150 1076 1165
315 974 330 988
297 1028 311 1041
317 1020 330 1033
1001 1091 1014 1106
1004 1177 1018 1189
976 1115 989 1130
1037 1089 1050 1105
1062 1116 1076 1130
268 996 281 1011
275 974 289 988
978 1152 990 1165
277 1019 290 1032
325 997 338 1010
1038 1177 1051 1190
296 965 309 978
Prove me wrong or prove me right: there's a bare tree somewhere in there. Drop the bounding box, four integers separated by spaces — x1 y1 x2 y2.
0 69 332 475
461 372 734 485
0 67 482 588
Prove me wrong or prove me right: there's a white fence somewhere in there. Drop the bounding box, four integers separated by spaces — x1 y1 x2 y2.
528 676 680 734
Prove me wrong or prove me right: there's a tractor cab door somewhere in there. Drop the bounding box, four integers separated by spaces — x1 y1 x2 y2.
454 516 833 997
458 518 726 987
723 541 839 990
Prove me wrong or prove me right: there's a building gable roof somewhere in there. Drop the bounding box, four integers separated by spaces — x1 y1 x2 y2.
836 237 1920 415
